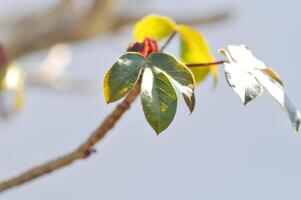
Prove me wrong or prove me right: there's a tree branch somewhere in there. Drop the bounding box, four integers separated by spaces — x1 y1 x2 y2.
1 0 233 61
3 0 118 60
0 1 233 192
0 83 141 193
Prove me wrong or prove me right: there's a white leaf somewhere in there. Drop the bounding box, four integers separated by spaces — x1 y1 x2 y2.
252 70 301 132
227 45 266 70
219 44 300 132
219 48 264 105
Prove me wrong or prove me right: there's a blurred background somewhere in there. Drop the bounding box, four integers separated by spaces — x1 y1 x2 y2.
1 0 301 199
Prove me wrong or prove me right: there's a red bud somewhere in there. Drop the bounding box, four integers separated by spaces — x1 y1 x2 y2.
127 37 158 57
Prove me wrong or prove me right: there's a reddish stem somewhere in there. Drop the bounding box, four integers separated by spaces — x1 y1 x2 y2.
186 60 225 68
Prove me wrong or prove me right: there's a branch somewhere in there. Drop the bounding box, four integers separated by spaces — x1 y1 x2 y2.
1 1 233 61
111 7 233 32
3 0 118 60
0 83 141 193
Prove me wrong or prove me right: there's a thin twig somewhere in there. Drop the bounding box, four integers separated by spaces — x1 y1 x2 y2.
0 83 141 193
159 31 177 52
186 60 225 67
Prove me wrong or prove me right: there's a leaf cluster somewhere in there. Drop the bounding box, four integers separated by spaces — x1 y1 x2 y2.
103 14 300 134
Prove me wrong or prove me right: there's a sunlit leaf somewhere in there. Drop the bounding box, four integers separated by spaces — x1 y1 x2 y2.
103 53 145 103
148 52 195 112
133 14 177 41
253 69 300 132
104 51 196 133
219 44 300 132
260 68 283 86
178 25 218 84
219 48 264 104
141 67 177 134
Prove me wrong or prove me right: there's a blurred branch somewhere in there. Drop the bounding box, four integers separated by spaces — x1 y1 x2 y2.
4 0 118 60
0 83 141 193
111 8 232 32
2 0 233 61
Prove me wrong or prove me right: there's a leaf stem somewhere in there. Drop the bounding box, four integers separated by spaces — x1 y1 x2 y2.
186 60 225 68
0 83 141 193
159 31 177 52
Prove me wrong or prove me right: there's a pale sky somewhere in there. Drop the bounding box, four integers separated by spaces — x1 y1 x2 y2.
1 0 301 199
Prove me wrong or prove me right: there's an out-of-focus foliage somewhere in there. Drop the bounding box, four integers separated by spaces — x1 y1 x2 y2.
219 45 301 132
0 63 25 117
133 14 217 85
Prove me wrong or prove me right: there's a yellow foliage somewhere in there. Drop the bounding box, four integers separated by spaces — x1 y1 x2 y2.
133 14 218 85
0 63 25 113
178 25 218 84
133 14 177 41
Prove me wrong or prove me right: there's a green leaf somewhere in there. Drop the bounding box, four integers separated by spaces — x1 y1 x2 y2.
133 14 177 41
103 51 196 133
141 67 177 134
178 25 218 84
103 53 145 103
148 52 195 112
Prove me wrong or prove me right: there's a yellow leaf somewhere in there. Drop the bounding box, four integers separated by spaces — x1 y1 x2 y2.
178 25 218 84
133 14 177 41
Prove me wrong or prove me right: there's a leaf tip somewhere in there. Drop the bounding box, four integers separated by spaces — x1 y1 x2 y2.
293 111 301 133
183 92 195 114
148 118 172 135
155 129 163 135
104 96 111 104
243 96 253 106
